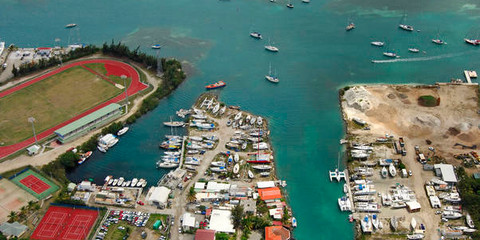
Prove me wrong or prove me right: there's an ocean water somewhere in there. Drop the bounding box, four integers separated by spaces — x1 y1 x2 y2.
2 0 480 238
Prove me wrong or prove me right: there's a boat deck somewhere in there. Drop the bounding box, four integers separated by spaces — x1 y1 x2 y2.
345 170 355 213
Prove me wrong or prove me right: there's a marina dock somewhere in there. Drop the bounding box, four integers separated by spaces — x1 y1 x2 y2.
464 70 477 84
178 136 186 169
344 170 355 213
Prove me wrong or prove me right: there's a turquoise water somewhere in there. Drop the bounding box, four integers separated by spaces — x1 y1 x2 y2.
2 0 480 238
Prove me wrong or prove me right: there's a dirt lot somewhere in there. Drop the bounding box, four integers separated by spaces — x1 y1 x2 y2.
0 178 36 222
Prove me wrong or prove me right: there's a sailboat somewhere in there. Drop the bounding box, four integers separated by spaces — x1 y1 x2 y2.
432 30 447 45
265 63 279 83
398 13 414 31
265 39 279 52
345 18 355 31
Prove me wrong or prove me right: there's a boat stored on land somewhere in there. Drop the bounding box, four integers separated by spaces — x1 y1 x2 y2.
389 164 396 177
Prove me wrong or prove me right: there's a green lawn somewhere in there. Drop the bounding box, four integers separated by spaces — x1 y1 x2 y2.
0 66 122 145
103 223 130 240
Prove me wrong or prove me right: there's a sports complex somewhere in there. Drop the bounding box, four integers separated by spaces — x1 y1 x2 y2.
0 59 148 158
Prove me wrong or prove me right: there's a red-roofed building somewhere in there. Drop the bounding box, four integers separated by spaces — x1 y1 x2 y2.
195 229 216 240
258 187 282 201
265 226 291 240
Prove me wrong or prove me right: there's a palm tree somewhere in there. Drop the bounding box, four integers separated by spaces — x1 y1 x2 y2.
187 187 196 203
8 211 17 223
27 200 36 210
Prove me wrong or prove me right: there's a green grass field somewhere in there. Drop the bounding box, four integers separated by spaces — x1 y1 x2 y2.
10 169 59 199
0 66 122 145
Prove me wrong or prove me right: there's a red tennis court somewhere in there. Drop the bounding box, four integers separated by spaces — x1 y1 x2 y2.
19 175 50 194
31 206 98 240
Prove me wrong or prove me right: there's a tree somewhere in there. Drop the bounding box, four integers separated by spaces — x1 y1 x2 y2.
187 186 196 202
8 211 17 223
231 205 244 229
27 200 36 210
215 233 230 240
11 64 17 77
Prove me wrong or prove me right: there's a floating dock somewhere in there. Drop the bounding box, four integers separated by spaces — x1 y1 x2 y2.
464 70 477 84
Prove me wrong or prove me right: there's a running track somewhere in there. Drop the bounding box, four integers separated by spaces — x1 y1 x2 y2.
0 59 148 159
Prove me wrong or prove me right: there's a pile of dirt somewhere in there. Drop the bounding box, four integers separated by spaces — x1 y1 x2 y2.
343 86 373 112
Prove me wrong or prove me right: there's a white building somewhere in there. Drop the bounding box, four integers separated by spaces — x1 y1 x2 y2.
257 181 275 189
206 182 230 193
209 209 235 233
434 164 458 184
182 212 196 231
77 181 95 191
146 186 171 207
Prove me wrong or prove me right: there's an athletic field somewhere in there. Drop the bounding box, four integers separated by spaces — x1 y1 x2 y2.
0 65 122 145
31 205 99 240
10 169 59 199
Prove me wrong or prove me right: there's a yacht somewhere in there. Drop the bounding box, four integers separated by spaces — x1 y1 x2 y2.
117 127 129 136
361 216 373 233
131 178 138 187
346 23 355 31
466 213 475 228
408 48 420 53
372 214 379 229
442 210 462 219
117 177 124 186
292 217 297 227
265 63 279 83
399 24 414 31
257 117 263 125
234 112 242 121
248 170 255 179
286 3 294 8
157 162 179 169
338 196 352 211
250 32 262 39
211 161 226 167
210 167 227 172
407 234 424 240
151 44 162 49
465 38 480 46
383 52 398 58
65 23 77 28
371 41 385 47
265 45 279 52
233 163 240 174
163 121 185 127
252 165 272 170
432 39 446 45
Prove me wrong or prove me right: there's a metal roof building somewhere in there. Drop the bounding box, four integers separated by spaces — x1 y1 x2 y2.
434 164 458 184
54 103 123 143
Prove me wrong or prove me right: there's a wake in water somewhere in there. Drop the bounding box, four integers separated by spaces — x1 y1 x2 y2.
371 51 473 63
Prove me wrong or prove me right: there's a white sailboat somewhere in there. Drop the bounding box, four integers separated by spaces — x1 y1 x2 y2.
233 163 240 174
381 167 388 178
265 39 279 52
389 163 397 177
265 63 279 83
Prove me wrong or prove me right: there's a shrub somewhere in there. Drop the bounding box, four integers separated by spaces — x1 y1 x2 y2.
418 95 439 107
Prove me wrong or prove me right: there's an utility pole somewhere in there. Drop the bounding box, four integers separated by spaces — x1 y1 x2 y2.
28 117 38 144
121 75 129 113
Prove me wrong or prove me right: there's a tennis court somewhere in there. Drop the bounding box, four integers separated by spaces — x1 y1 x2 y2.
10 169 59 199
31 205 99 240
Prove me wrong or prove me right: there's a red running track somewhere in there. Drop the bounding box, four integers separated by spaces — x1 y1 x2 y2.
0 59 148 159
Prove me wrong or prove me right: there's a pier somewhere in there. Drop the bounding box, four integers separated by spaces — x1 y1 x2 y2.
178 136 186 169
344 170 355 213
464 70 477 84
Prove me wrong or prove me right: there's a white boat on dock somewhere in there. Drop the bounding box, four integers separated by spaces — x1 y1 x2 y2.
389 164 396 177
210 167 227 172
233 163 240 174
338 196 352 212
211 161 226 167
381 166 388 178
248 170 254 179
252 165 272 171
361 216 373 233
157 162 179 169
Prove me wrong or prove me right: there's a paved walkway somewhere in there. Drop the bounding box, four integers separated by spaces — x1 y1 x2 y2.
0 59 148 159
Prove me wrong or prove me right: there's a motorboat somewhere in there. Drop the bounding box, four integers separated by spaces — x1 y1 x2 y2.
233 163 240 174
302 0 310 2
65 23 77 28
205 81 226 90
286 3 294 8
157 162 179 169
354 195 375 202
97 145 107 153
234 153 239 162
346 23 355 31
389 164 396 177
77 151 93 164
125 181 131 187
399 24 414 31
265 45 279 52
250 32 262 39
464 38 480 46
356 202 380 212
252 165 272 170
219 106 227 115
112 179 118 186
248 170 254 179
118 177 124 186
137 179 146 187
407 234 425 240
131 178 138 187
343 183 348 194
257 117 263 125
117 127 129 136
260 172 270 177
371 41 385 47
211 161 226 167
410 217 417 230
408 48 420 53
442 211 463 219
250 117 256 125
432 39 446 45
466 213 475 228
292 217 297 228
383 52 398 58
151 44 162 49
381 166 388 178
381 193 392 206
210 167 227 172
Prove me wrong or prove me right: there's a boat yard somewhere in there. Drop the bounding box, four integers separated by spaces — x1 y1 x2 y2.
339 84 480 239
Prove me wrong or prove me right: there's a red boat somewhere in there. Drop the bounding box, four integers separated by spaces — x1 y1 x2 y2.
205 81 226 90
